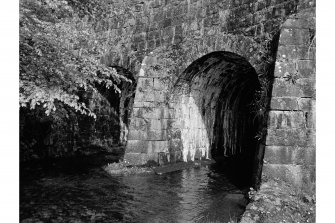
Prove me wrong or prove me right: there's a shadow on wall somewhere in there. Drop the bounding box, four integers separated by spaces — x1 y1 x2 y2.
170 51 262 186
19 66 137 163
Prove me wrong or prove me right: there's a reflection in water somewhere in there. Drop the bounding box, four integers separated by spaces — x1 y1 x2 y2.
20 164 248 223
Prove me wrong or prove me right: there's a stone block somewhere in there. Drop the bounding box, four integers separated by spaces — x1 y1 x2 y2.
153 78 168 91
151 140 169 153
296 60 315 79
282 18 314 29
266 128 315 146
262 164 315 189
274 61 296 78
149 119 168 130
297 98 315 111
135 90 155 102
270 97 299 110
133 101 158 108
137 77 154 91
133 107 164 119
132 101 144 108
279 28 310 46
272 78 315 98
126 140 149 153
154 91 167 103
277 45 315 60
148 129 168 140
128 129 148 140
264 146 315 165
129 117 148 131
123 152 148 165
268 111 305 129
304 111 315 129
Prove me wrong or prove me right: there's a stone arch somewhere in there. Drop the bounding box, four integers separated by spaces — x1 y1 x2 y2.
125 50 263 185
169 51 261 185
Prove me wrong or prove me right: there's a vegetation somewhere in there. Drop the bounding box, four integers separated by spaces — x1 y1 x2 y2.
19 0 135 118
240 180 315 223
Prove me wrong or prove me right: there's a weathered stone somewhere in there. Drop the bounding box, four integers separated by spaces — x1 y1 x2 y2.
137 77 154 91
272 78 315 97
153 78 167 91
148 129 168 140
304 111 315 129
126 140 149 153
282 18 315 29
120 1 316 191
270 97 299 110
129 117 148 131
149 119 168 130
133 101 158 108
133 107 164 119
296 60 315 78
262 164 315 188
135 90 155 102
277 45 315 60
279 28 310 46
152 140 169 153
154 90 167 103
264 146 315 165
268 111 305 129
123 152 149 165
266 128 315 146
128 129 148 140
297 98 315 111
274 61 296 78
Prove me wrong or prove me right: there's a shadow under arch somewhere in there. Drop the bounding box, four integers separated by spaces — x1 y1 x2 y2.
170 51 261 187
94 66 137 146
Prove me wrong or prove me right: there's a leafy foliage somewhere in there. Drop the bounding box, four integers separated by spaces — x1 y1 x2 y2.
19 0 134 117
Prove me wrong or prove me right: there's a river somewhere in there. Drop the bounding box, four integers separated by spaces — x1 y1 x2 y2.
20 161 248 223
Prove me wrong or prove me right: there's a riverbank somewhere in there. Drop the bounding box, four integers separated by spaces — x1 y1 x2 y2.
103 159 216 176
239 180 315 223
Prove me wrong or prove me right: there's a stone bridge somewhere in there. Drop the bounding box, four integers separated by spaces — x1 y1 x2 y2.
104 0 315 190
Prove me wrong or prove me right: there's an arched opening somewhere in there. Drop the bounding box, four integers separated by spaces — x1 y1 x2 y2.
171 51 261 186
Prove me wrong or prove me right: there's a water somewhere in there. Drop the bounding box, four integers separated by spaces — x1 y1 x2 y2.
20 163 248 223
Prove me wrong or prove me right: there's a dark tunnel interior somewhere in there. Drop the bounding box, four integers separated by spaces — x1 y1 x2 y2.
175 51 261 187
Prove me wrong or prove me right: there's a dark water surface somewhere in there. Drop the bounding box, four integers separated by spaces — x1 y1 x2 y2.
20 163 248 223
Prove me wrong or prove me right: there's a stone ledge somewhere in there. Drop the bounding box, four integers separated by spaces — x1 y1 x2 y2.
153 160 215 175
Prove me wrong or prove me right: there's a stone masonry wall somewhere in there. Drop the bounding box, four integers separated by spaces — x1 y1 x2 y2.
262 8 315 190
122 0 315 190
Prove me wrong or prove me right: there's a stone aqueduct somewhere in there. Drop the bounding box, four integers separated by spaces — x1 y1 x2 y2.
102 0 316 190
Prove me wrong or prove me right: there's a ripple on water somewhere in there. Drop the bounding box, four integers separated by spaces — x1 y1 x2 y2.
20 164 248 223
